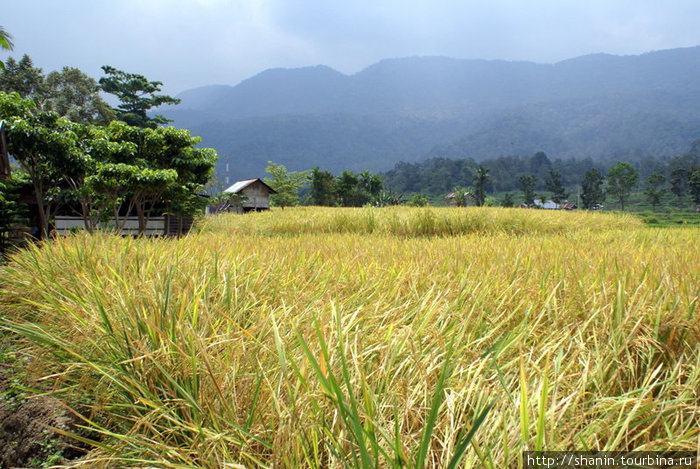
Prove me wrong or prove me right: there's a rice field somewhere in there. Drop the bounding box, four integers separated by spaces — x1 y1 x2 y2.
1 207 698 468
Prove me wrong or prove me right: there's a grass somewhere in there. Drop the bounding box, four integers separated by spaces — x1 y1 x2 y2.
0 206 698 468
634 211 700 227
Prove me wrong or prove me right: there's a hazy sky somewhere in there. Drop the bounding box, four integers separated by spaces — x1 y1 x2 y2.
3 0 700 95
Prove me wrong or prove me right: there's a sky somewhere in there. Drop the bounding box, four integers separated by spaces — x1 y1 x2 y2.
2 0 700 95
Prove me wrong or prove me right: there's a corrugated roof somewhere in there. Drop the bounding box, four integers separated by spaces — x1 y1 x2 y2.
224 179 258 193
223 178 276 194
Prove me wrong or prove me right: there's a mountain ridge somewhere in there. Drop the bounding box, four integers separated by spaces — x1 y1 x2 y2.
160 46 700 179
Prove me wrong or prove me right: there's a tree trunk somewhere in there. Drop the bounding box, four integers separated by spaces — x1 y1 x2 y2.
135 203 146 236
81 200 94 234
33 181 48 239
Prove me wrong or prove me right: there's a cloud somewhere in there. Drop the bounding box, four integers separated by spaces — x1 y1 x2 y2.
2 0 700 93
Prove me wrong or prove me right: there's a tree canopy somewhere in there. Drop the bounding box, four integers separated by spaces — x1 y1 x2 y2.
264 162 309 209
99 66 180 128
606 161 638 211
0 55 114 124
580 168 605 209
0 89 217 237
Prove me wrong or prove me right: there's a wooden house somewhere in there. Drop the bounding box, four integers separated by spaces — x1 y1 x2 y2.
223 178 276 213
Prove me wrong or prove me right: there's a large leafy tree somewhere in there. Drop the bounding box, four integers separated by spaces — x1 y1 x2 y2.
45 67 115 124
103 122 217 233
606 161 638 211
66 124 137 232
99 66 180 128
1 56 114 124
1 92 78 238
264 161 309 209
580 168 605 209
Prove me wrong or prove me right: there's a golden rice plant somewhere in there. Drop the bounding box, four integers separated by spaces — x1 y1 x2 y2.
0 207 697 468
198 206 642 237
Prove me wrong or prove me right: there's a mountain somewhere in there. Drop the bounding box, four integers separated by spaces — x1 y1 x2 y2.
161 46 700 180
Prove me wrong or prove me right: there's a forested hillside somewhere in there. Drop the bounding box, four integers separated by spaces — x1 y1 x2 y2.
162 46 700 179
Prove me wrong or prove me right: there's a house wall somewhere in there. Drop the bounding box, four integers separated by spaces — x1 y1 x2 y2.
241 182 271 209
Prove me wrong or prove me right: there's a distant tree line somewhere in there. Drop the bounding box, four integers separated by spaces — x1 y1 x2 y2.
383 147 700 210
265 144 700 211
0 53 216 243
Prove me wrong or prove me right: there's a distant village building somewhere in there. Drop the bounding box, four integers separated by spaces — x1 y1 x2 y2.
445 192 458 207
533 199 577 210
445 190 472 207
222 178 276 213
533 199 559 209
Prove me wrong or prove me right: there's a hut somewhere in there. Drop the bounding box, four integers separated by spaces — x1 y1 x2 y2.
223 178 276 213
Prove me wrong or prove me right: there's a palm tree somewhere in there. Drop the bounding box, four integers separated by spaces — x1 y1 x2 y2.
0 26 14 70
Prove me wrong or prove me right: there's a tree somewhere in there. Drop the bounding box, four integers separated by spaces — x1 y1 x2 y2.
689 168 700 204
544 170 569 203
1 56 114 124
104 122 217 233
2 91 84 238
580 168 605 209
0 26 13 70
530 151 552 185
644 173 666 210
0 55 46 103
309 167 337 206
3 110 78 238
99 66 180 128
337 170 367 206
473 165 491 206
358 170 383 202
606 161 638 211
67 124 137 232
264 161 309 209
45 67 114 124
501 192 514 207
669 167 688 201
518 175 536 206
407 193 429 207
